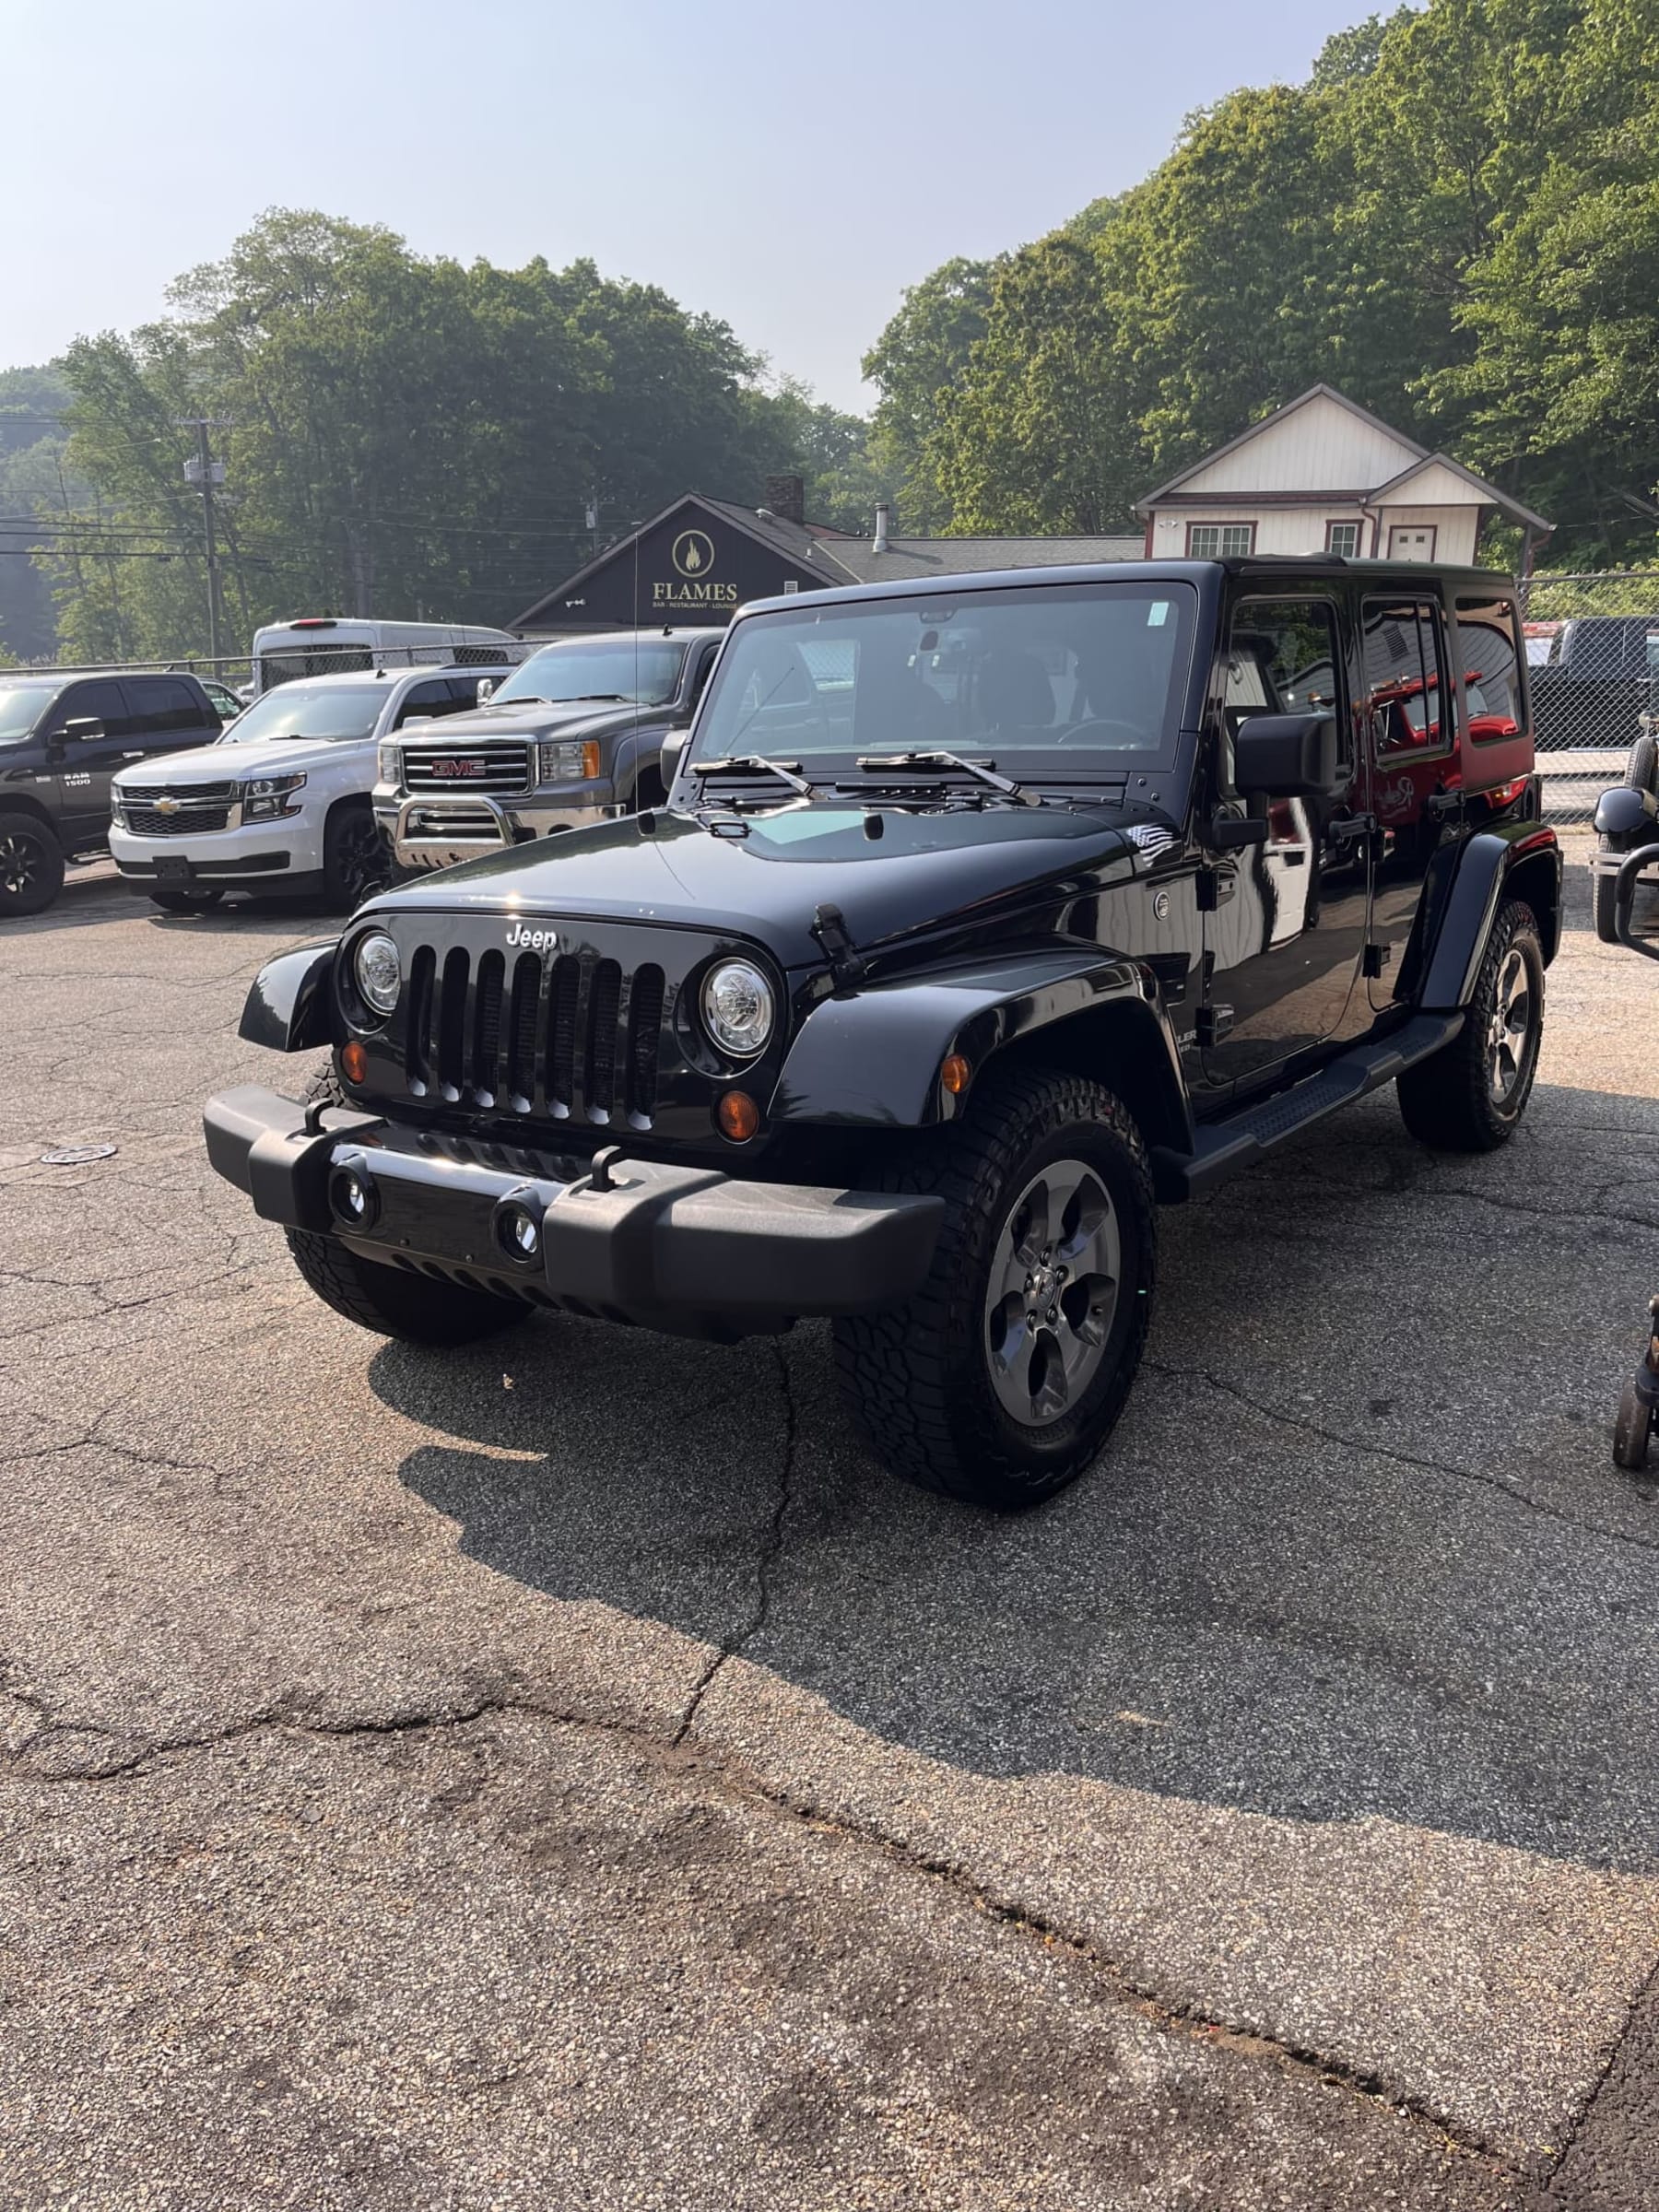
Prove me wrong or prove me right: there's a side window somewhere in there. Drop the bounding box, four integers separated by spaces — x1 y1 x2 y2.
1454 598 1524 738
1223 598 1345 758
1360 598 1452 759
56 679 134 740
132 678 209 737
394 681 458 728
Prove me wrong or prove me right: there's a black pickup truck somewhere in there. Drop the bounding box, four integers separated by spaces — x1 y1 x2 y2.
0 668 226 915
206 559 1559 1509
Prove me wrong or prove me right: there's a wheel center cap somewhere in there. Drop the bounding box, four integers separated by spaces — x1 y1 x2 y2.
1030 1264 1059 1307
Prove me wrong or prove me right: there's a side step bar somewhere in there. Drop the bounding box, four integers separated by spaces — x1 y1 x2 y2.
1151 1011 1465 1203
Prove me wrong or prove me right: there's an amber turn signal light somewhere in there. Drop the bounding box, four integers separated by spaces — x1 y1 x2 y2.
582 739 602 780
717 1089 760 1142
341 1041 368 1085
940 1053 971 1096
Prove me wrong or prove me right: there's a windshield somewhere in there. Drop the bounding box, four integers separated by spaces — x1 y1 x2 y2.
0 683 57 743
492 640 686 710
689 582 1197 775
218 684 390 744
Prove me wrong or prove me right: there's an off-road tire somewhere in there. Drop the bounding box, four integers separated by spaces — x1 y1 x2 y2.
147 888 226 914
1613 1380 1653 1473
0 810 65 917
1397 900 1543 1152
283 1067 529 1346
831 1068 1156 1510
1593 735 1658 942
322 802 390 913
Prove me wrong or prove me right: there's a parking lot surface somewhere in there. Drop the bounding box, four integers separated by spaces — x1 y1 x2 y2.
3 851 1658 2208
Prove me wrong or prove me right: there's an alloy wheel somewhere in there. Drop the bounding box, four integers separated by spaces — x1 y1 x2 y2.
984 1157 1120 1427
1486 946 1535 1105
0 830 42 898
339 816 388 903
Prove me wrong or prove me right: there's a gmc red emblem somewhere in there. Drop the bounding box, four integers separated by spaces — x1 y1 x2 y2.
428 758 485 779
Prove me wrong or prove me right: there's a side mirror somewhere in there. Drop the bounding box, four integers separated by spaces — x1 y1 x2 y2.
1233 712 1339 798
476 677 497 703
660 729 690 784
62 716 107 743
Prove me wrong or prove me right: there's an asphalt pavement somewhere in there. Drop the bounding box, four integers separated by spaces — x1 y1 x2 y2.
3 848 1657 2208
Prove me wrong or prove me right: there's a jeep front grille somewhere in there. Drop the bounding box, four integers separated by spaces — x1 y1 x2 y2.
401 940 666 1126
400 741 532 796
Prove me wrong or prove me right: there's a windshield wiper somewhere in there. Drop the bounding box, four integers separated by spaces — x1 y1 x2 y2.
853 750 1041 806
694 754 815 795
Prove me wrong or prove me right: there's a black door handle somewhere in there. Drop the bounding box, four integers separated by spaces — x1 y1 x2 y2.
1329 813 1378 846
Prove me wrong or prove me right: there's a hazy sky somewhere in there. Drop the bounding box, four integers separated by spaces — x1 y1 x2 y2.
6 0 1371 412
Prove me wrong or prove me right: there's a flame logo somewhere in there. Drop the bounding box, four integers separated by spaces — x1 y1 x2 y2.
671 529 715 580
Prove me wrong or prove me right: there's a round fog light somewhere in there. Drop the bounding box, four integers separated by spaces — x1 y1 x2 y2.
495 1200 542 1264
329 1164 375 1227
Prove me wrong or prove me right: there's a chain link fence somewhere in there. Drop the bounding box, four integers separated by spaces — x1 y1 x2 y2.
1518 571 1659 826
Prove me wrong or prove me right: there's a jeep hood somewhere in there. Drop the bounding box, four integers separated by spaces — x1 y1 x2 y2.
365 804 1147 969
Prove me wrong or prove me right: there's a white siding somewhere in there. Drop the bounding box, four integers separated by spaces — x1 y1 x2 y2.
1148 504 1366 557
1177 393 1420 496
1376 505 1480 564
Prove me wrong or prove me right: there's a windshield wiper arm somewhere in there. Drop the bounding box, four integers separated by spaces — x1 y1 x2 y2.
695 754 815 795
853 750 1041 806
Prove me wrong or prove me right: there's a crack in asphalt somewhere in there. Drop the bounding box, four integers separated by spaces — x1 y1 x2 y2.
0 1675 1534 2186
670 1340 798 1748
1147 1359 1659 1557
1544 1946 1659 2183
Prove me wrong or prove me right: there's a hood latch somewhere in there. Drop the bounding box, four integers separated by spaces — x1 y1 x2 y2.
810 902 867 991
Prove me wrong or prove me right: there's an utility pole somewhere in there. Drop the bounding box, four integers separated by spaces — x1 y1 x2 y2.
177 418 229 664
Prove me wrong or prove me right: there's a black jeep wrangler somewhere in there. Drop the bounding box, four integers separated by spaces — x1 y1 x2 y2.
205 559 1560 1508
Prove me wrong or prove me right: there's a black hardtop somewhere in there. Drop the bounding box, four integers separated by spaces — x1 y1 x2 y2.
729 555 1517 626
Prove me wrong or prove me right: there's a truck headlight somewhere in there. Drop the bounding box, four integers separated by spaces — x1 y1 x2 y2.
700 959 774 1058
377 741 401 789
537 738 601 785
243 771 306 820
353 931 402 1017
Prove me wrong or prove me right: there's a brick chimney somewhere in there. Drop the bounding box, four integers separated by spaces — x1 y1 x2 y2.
763 474 805 525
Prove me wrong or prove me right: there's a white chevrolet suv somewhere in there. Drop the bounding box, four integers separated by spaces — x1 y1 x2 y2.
109 664 507 912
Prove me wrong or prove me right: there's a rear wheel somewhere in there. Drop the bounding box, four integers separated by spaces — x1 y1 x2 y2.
322 803 390 912
1397 900 1543 1151
831 1068 1156 1509
1614 1380 1652 1472
0 812 65 917
283 1068 530 1346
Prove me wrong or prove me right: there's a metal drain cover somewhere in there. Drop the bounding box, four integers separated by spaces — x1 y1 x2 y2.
39 1144 119 1167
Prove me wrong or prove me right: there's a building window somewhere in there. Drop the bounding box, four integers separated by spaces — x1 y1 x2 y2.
1326 520 1362 558
1188 522 1255 559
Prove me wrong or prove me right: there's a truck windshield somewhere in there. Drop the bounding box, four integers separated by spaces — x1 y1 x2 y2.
492 641 686 710
0 683 58 742
218 685 390 743
688 581 1197 776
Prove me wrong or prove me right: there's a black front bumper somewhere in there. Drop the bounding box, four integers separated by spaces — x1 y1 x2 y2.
203 1085 943 1340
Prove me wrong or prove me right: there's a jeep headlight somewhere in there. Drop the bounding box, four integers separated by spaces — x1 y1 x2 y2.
242 770 306 820
353 930 402 1018
377 740 401 789
537 737 601 786
700 959 774 1058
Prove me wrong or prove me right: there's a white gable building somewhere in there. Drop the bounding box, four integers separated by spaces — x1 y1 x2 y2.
1136 384 1550 566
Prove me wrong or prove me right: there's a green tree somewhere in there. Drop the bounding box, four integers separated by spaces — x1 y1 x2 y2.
861 257 996 530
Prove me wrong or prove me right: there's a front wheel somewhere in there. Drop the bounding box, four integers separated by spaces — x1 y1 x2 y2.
0 811 65 917
283 1067 529 1346
832 1068 1156 1509
322 803 390 912
1397 899 1543 1152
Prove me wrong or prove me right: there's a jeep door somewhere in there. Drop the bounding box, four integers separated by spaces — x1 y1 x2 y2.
1201 591 1374 1088
47 677 140 847
1360 592 1462 1011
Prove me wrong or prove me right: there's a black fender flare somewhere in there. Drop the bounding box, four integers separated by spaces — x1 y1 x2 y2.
1412 827 1562 1009
770 949 1194 1151
239 938 338 1050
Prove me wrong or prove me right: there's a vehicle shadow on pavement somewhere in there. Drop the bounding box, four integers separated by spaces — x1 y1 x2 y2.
377 1073 1659 1875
